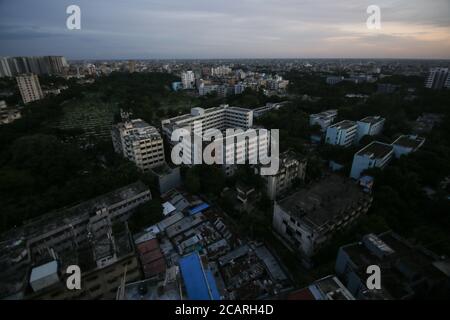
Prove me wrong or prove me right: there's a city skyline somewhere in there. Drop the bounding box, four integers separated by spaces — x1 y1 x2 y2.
1 0 450 60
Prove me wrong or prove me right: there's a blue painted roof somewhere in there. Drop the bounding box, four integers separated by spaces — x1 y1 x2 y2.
188 203 210 215
179 252 220 300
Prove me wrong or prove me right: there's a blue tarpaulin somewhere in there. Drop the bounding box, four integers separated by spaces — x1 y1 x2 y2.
188 203 210 215
179 252 220 300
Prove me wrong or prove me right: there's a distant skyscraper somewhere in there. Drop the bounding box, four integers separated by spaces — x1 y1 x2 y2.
0 56 68 77
0 57 12 77
16 73 44 104
425 67 449 89
181 70 195 89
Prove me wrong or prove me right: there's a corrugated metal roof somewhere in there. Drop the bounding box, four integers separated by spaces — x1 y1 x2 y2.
179 252 220 300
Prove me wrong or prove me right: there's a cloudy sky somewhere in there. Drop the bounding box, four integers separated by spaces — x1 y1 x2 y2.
1 0 449 59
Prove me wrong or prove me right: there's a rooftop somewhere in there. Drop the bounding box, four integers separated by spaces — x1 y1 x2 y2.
357 141 393 159
310 109 338 119
288 275 354 300
119 119 162 142
359 116 385 125
277 174 370 230
162 105 252 132
341 231 450 299
392 135 425 150
329 120 357 130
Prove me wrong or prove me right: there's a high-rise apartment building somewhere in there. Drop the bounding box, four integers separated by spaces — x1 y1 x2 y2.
0 56 68 77
0 57 12 77
425 67 449 89
16 73 44 104
162 105 262 176
181 70 195 89
112 118 165 171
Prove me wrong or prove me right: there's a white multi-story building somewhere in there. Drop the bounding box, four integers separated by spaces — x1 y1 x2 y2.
198 83 218 96
112 118 165 171
425 67 449 89
309 110 338 132
273 174 372 258
211 65 232 77
350 141 394 179
326 76 344 85
325 120 358 147
391 135 425 158
260 151 307 200
356 116 385 142
181 70 195 89
16 73 44 104
162 105 265 176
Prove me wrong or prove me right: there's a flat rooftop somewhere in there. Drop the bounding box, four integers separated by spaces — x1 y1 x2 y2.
329 120 356 130
311 109 337 118
392 135 425 149
277 174 370 229
357 141 393 159
359 116 384 125
341 231 449 299
162 105 252 131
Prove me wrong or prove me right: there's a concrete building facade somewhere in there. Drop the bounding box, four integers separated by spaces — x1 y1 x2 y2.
16 73 44 104
350 141 394 179
273 175 372 258
356 116 385 142
112 119 165 172
261 151 307 200
181 70 195 89
336 231 450 299
391 135 425 158
309 109 338 132
162 105 262 176
325 120 358 147
425 67 449 90
0 182 151 299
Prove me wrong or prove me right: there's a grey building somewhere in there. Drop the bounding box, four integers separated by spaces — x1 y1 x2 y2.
273 174 372 258
260 151 307 200
112 118 165 172
0 181 151 299
335 231 450 299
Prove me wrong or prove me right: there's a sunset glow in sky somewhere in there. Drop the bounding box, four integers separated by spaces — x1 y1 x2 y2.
1 0 449 59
